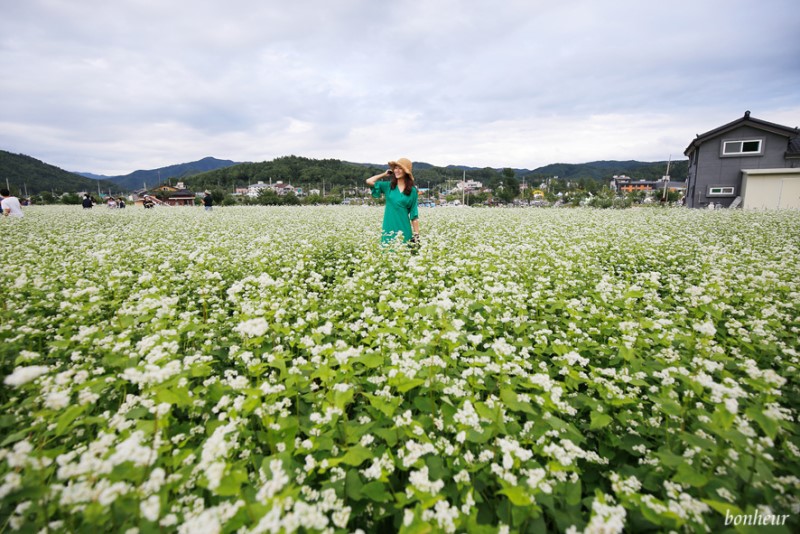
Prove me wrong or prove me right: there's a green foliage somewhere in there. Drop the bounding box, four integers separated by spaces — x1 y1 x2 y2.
0 150 118 195
527 160 689 182
1 207 798 532
60 192 82 205
107 156 237 191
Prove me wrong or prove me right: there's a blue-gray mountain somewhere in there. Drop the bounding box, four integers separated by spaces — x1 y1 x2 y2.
76 156 238 191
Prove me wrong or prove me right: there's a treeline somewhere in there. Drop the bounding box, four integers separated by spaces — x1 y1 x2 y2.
183 155 687 193
0 149 688 198
183 156 503 192
185 156 379 192
530 160 688 182
0 150 117 195
183 155 557 192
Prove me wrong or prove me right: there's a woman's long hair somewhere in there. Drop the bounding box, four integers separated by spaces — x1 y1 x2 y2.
390 171 415 196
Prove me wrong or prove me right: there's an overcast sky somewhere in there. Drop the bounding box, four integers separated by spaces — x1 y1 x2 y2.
1 0 798 175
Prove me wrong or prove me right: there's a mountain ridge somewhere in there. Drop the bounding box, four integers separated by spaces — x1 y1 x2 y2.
76 156 239 191
0 150 687 196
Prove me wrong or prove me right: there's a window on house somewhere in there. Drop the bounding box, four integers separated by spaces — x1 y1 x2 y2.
722 139 763 156
708 186 735 196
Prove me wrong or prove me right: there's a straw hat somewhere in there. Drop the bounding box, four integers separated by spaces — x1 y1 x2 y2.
388 158 414 181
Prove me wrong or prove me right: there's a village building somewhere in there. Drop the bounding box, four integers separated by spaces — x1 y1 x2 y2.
271 181 296 196
454 179 484 193
246 180 297 197
131 182 197 207
684 111 800 208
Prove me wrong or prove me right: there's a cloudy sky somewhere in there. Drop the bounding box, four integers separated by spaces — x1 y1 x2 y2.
1 0 798 175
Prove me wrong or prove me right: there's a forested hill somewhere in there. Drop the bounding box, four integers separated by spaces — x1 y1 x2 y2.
184 156 389 191
184 156 687 191
0 150 688 195
0 150 117 195
530 160 687 181
81 156 238 191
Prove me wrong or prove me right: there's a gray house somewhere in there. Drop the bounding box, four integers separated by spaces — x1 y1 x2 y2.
684 111 800 208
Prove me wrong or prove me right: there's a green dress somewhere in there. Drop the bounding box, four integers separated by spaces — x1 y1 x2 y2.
372 181 419 244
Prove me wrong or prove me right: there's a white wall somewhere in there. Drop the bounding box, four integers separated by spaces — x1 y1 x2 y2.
741 169 800 209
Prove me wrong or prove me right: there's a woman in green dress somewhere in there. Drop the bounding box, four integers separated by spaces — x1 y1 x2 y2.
366 158 420 246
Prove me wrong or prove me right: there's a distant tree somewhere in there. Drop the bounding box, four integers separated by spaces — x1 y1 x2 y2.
257 189 281 205
497 176 520 203
61 193 81 205
282 192 301 205
303 194 324 205
466 191 489 206
210 188 225 204
626 190 647 204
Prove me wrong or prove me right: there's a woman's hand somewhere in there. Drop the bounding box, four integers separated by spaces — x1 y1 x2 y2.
367 170 392 186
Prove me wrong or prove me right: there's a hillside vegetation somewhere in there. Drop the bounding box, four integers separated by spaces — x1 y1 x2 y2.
0 150 117 195
0 150 688 195
183 156 687 192
91 156 239 191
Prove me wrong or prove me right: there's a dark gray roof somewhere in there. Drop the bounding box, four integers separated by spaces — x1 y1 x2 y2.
684 111 799 156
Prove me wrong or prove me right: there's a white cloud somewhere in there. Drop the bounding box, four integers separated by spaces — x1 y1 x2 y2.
1 0 798 174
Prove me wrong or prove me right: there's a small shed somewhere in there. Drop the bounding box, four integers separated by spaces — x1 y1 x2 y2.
741 168 800 209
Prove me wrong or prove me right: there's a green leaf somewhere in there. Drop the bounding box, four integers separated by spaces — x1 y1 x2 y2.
499 388 536 415
373 427 398 446
565 479 582 506
656 449 684 468
345 469 364 500
589 411 613 430
395 377 425 394
474 402 498 424
673 462 708 487
745 406 779 439
332 445 373 467
712 406 735 430
332 387 355 410
498 486 532 506
702 499 743 518
466 428 492 443
190 363 212 378
356 353 384 369
1 429 29 447
366 394 399 417
361 481 393 502
215 467 248 496
155 387 180 405
652 395 682 417
55 404 86 436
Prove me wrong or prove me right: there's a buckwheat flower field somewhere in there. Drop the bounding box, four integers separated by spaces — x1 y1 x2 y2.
1 205 799 533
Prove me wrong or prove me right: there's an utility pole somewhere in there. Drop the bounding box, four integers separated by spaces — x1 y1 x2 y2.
662 155 672 202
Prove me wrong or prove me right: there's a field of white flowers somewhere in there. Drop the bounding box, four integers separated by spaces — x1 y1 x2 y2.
1 205 798 533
